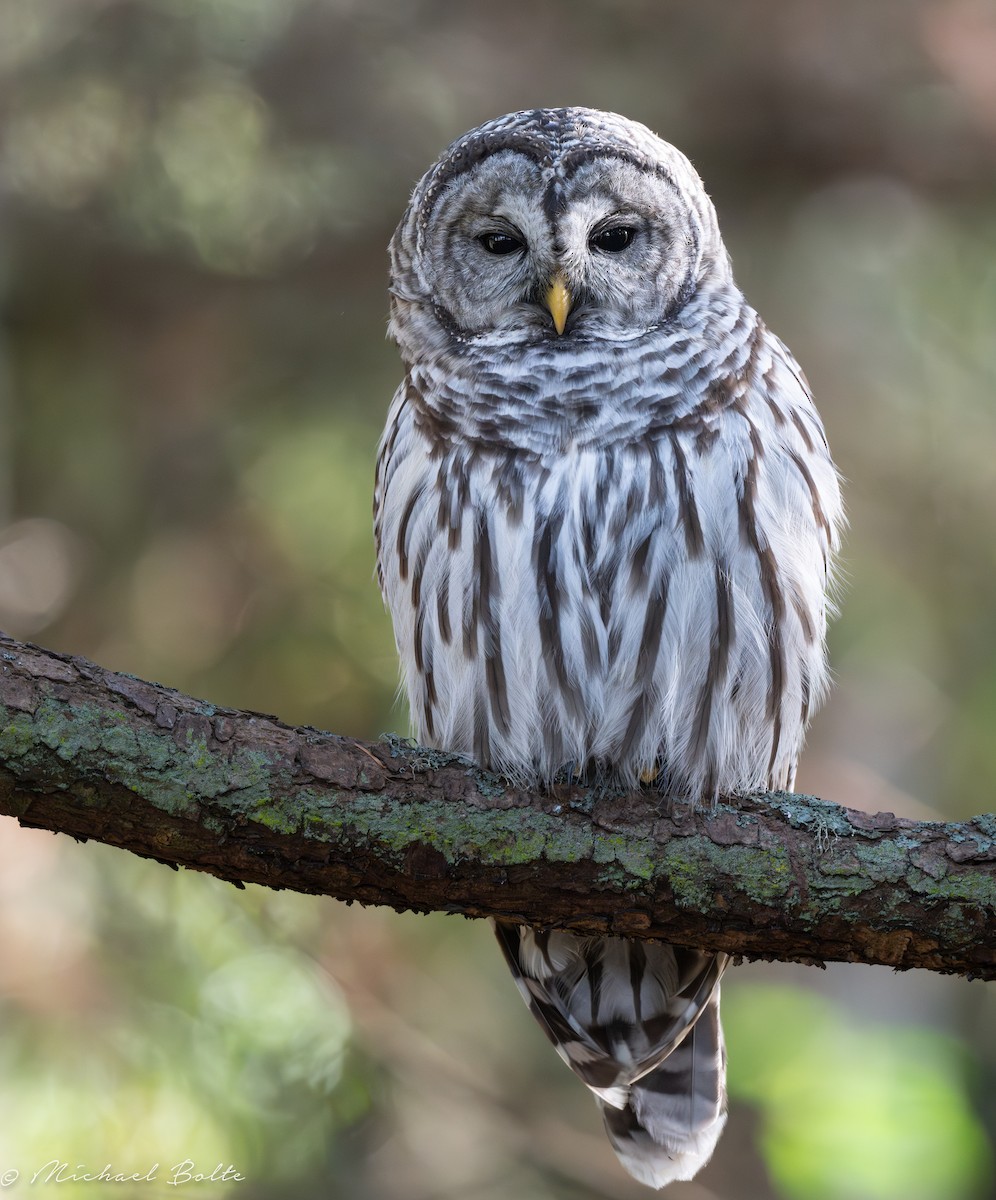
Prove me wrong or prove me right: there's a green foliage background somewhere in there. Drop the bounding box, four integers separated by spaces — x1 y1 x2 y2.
1 2 995 1197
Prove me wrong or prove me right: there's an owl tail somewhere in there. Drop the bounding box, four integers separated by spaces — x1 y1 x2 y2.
493 922 728 1189
597 992 727 1187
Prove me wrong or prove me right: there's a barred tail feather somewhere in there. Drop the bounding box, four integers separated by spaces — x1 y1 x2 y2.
494 922 728 1186
599 992 727 1187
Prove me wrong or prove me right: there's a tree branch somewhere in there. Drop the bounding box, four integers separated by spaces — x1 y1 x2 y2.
0 633 993 977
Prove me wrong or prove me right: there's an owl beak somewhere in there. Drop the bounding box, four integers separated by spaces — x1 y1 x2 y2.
544 272 572 336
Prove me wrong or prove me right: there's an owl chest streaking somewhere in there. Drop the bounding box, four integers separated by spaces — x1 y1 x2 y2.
375 108 842 1189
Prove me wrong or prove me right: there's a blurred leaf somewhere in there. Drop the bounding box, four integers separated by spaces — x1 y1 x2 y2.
726 984 992 1200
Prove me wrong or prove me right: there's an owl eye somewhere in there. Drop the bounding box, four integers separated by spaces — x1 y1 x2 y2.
590 226 635 252
478 231 524 256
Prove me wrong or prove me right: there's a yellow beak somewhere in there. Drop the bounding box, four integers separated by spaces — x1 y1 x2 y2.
545 272 572 336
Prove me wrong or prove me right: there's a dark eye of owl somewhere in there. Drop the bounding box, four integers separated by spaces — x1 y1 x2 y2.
478 231 524 256
590 226 635 252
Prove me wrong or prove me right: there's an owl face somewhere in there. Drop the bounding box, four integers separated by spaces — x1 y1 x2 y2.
390 108 730 349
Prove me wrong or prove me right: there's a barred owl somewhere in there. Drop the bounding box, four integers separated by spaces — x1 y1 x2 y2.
375 108 842 1187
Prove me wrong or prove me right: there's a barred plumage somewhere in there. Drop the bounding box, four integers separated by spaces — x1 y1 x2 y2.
375 108 842 1187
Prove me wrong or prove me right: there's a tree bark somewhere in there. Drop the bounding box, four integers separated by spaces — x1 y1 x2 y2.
0 632 993 978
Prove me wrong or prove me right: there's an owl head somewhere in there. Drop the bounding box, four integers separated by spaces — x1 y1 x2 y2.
389 107 732 352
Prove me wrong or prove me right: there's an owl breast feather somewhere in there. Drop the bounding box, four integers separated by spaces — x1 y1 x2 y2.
374 319 839 798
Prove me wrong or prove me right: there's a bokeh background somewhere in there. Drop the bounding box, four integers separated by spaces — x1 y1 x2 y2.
1 1 995 1197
